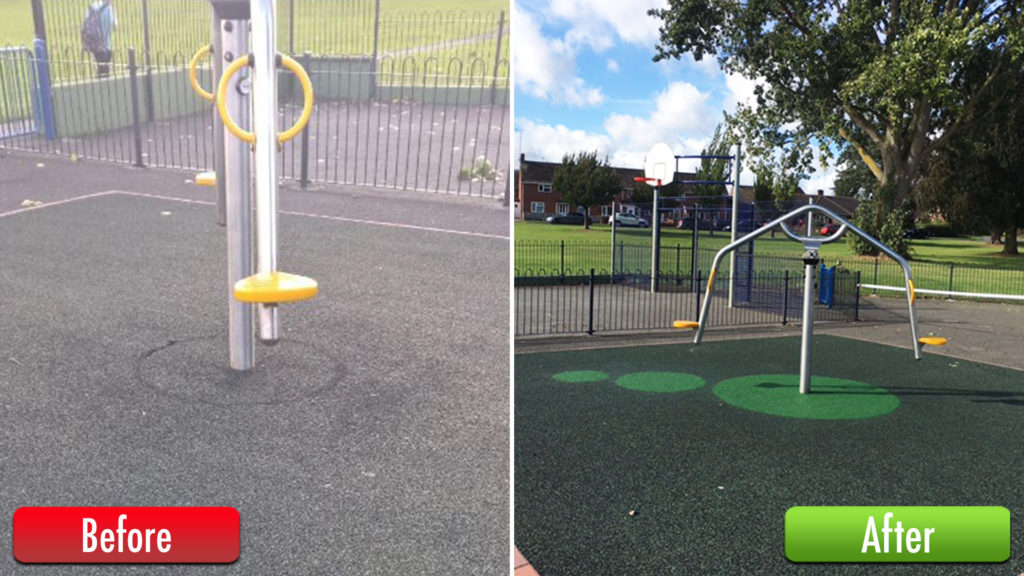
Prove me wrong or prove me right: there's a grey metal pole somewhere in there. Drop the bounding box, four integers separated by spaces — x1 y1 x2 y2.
799 259 815 394
651 186 660 293
213 13 226 227
251 0 280 344
222 17 254 370
610 200 617 281
728 143 741 307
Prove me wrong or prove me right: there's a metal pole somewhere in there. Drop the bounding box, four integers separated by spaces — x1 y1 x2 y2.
370 0 381 99
222 17 254 370
213 13 227 227
127 48 144 167
587 268 595 335
610 200 617 282
728 143 741 307
800 260 815 394
251 0 280 344
141 0 155 122
651 185 660 293
299 50 311 188
489 10 505 105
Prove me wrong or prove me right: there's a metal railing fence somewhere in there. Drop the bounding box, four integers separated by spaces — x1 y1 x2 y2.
514 268 860 337
515 240 1024 302
0 44 508 198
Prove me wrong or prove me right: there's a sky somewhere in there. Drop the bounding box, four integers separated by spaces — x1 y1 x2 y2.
513 0 838 193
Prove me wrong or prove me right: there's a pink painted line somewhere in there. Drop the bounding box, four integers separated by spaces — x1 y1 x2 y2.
114 190 216 207
280 208 509 241
114 190 508 240
0 191 118 219
3 190 508 241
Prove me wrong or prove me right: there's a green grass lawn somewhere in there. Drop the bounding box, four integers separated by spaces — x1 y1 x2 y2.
514 220 1024 296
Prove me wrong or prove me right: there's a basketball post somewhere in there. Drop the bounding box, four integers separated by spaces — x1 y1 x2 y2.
641 143 676 295
727 143 741 308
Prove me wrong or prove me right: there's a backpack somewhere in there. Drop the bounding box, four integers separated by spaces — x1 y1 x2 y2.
81 3 108 53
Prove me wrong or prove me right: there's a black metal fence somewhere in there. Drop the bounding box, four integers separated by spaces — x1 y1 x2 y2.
514 268 860 337
515 241 1024 300
31 0 508 74
1 0 509 198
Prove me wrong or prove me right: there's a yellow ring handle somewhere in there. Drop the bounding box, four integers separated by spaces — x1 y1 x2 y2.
277 55 314 144
188 44 214 102
216 53 314 145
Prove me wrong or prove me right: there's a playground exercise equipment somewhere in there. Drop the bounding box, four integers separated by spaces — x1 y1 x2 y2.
638 142 742 301
188 0 317 370
673 203 946 394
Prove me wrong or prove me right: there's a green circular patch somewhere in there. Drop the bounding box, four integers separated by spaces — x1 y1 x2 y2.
615 372 707 393
552 370 609 383
713 374 899 420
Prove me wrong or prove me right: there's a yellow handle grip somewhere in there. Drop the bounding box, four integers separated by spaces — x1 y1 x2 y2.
216 53 314 145
188 44 214 102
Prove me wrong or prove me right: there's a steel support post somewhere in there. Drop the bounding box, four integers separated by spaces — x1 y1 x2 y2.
221 18 254 370
213 14 227 227
251 0 280 344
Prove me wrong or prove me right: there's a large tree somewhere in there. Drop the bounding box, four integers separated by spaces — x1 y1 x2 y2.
832 145 878 199
552 151 621 230
916 68 1024 255
650 1 1023 210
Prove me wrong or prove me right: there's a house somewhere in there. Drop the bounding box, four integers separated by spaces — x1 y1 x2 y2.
517 154 703 223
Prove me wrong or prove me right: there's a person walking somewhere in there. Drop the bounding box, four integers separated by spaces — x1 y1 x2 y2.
81 0 117 78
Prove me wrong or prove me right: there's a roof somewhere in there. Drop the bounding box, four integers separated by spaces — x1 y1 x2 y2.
518 155 696 190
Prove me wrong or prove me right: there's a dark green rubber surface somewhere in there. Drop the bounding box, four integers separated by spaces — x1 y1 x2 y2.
713 374 899 420
616 372 707 393
515 336 1024 575
553 370 610 383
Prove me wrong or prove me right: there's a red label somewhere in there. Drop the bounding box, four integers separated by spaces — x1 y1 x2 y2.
13 507 239 563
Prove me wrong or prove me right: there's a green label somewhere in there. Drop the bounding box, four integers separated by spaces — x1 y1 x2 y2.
785 506 1009 562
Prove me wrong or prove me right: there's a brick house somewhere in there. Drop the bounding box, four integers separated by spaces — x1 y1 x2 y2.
516 154 702 223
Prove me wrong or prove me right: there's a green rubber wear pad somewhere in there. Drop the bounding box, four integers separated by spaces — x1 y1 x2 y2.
615 372 707 393
713 374 900 420
552 370 609 383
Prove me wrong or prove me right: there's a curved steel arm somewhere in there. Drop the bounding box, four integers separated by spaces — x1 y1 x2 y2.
692 203 922 358
778 219 848 244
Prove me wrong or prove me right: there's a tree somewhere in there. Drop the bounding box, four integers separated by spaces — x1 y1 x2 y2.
552 151 621 230
692 123 732 198
650 1 1024 210
832 145 878 199
916 68 1024 255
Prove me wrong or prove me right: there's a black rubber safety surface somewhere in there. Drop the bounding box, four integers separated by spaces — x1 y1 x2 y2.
0 194 508 574
515 335 1024 575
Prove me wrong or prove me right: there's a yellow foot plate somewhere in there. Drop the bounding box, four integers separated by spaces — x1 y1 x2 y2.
234 272 318 303
918 337 948 346
673 320 699 329
195 171 216 187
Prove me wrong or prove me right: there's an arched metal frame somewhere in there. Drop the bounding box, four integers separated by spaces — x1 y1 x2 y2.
692 203 923 392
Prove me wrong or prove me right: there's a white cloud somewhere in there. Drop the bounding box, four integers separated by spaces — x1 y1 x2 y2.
723 72 761 112
517 119 613 163
548 0 666 50
514 5 605 107
518 81 720 169
604 82 717 158
606 59 620 73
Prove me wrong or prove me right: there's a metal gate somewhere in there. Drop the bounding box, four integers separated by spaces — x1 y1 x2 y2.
0 46 38 140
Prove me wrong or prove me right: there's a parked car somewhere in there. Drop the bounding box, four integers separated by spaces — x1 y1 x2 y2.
675 217 695 230
820 222 841 235
904 227 931 239
545 213 590 225
612 213 649 228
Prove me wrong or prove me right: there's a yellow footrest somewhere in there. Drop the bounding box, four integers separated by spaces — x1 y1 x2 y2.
918 337 947 346
195 171 217 187
234 272 318 303
673 320 699 329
